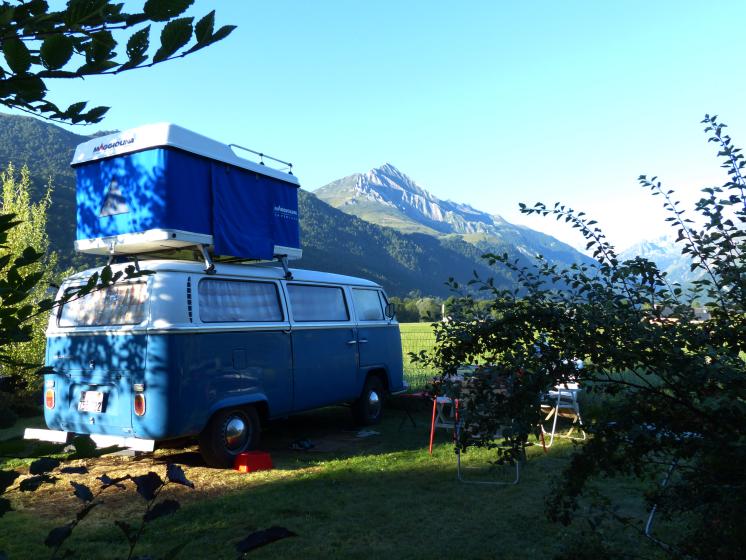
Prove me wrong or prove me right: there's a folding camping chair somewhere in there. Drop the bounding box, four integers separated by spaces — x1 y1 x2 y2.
451 370 522 485
454 413 522 485
540 382 586 447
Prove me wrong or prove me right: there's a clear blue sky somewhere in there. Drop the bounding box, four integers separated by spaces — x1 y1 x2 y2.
35 0 746 251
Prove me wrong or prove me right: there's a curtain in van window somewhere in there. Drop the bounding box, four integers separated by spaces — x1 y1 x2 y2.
287 284 349 322
198 279 282 322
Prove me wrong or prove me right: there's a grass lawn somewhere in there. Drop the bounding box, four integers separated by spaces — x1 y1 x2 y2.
399 322 438 390
0 402 662 560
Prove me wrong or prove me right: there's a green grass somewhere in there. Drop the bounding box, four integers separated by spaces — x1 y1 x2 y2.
399 322 438 390
0 405 662 560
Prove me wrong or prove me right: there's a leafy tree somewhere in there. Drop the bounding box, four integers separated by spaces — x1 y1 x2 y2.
0 0 234 383
417 115 746 559
0 163 61 388
0 0 235 123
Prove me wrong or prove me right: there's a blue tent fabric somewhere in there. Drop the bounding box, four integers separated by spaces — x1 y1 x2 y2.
76 149 212 240
75 147 300 260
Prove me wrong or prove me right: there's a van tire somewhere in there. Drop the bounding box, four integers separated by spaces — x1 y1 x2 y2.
199 406 261 468
352 375 385 426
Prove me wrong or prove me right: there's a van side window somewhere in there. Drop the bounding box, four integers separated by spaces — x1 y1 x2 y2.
198 279 283 322
352 288 384 321
287 284 349 322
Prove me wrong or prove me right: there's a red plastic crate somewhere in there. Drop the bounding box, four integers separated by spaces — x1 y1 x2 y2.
234 451 273 473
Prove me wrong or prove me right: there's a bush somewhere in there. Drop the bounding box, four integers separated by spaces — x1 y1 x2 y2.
417 115 746 559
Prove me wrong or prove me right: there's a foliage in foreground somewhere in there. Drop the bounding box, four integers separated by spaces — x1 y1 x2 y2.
0 0 235 124
416 115 746 559
0 163 61 389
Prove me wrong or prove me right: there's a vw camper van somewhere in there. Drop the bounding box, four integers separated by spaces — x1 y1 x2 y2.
31 261 403 467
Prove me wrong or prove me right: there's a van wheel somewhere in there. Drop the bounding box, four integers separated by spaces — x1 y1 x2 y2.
199 406 260 468
352 376 385 426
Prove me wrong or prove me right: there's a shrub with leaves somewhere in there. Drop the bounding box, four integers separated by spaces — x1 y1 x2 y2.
416 115 746 559
0 0 235 124
0 163 60 389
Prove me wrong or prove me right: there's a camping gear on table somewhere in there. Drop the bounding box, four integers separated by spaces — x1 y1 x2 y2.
71 123 301 266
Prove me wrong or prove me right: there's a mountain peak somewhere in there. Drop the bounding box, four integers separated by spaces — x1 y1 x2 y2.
364 163 425 196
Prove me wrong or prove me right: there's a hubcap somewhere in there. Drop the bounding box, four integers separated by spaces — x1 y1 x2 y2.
224 416 248 451
368 390 381 418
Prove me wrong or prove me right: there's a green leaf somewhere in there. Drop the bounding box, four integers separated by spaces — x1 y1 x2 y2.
64 0 109 26
210 24 237 43
153 17 193 63
3 37 32 74
126 25 150 62
0 6 16 26
40 34 74 70
12 76 47 102
194 10 215 44
89 30 116 62
80 105 109 123
66 101 87 115
144 0 194 22
144 499 180 522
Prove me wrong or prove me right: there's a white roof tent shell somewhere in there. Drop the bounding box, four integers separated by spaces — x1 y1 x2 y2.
71 123 302 261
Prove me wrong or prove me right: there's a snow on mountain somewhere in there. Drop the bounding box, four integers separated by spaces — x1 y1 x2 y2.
620 235 703 285
314 163 591 268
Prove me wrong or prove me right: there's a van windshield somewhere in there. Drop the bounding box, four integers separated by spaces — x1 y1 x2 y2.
58 282 148 327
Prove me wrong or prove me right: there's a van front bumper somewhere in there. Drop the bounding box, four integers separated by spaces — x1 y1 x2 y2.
24 428 155 452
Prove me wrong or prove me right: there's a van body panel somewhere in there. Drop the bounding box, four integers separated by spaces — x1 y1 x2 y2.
44 333 147 435
290 325 359 411
357 324 405 392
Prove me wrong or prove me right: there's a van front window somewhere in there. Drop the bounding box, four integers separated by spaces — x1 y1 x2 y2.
58 282 148 327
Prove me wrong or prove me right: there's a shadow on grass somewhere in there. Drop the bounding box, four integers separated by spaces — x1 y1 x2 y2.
0 400 665 560
1 439 657 560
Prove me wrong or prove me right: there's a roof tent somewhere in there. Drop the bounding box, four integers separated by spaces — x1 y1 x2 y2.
71 123 301 261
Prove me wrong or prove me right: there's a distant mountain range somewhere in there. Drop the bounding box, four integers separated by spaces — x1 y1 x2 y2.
315 163 592 268
619 235 703 285
0 112 594 297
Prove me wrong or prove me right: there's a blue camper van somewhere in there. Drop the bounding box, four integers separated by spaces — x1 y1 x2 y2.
33 261 403 467
24 124 404 467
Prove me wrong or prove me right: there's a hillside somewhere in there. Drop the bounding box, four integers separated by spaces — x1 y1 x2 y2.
296 191 511 296
0 113 91 266
0 112 520 297
315 163 591 269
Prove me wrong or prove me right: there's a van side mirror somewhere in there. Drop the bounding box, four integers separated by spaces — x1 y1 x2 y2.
384 302 397 319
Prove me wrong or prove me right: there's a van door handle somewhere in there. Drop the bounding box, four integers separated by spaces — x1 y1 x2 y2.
347 340 358 345
358 339 368 344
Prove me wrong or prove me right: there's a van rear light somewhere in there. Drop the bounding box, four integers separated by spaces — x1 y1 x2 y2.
134 392 146 416
45 389 55 409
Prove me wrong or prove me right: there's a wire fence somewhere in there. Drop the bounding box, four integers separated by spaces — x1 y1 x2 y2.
400 329 439 391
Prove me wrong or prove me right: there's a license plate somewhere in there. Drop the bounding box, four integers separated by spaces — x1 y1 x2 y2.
78 391 104 413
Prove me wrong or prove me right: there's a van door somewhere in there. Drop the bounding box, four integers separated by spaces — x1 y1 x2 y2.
351 288 400 385
285 283 358 411
190 277 293 419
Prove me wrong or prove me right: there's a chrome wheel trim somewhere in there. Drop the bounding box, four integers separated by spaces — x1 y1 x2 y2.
368 390 382 419
224 415 248 451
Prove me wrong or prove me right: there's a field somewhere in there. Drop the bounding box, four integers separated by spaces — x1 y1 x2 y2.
399 322 438 390
0 405 661 560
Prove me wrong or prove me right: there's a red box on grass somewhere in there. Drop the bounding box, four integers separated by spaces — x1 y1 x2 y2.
234 451 273 473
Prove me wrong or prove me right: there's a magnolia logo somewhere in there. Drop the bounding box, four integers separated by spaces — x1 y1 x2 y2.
93 137 135 153
273 205 298 219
